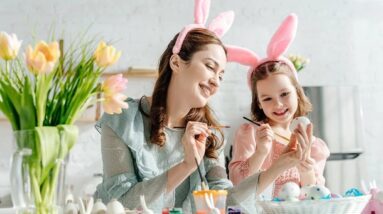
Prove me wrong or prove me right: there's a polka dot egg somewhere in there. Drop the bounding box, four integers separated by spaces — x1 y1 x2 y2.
304 185 331 200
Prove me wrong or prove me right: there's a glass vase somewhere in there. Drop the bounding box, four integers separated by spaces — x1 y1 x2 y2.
10 126 78 214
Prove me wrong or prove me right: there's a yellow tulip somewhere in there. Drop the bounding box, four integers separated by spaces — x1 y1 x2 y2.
94 41 121 68
0 31 22 61
25 41 60 74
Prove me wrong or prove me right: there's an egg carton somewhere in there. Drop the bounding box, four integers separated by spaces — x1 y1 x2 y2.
256 195 371 214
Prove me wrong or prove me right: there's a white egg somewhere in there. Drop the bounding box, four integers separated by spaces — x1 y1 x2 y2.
290 116 311 132
106 198 125 214
64 201 79 214
140 195 154 214
304 185 331 200
91 199 107 214
278 182 301 201
300 185 313 199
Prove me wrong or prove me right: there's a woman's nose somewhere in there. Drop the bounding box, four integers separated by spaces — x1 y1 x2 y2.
209 75 220 88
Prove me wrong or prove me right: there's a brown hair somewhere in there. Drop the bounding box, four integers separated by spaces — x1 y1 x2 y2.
150 28 226 159
250 61 312 122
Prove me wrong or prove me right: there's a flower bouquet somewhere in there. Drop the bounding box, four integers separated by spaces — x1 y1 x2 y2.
288 54 310 72
0 31 128 213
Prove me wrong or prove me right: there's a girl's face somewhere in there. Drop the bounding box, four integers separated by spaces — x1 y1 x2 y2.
256 73 298 127
176 44 226 107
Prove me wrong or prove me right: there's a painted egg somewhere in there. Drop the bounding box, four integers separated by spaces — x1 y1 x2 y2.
305 185 331 200
106 198 125 214
91 199 107 214
278 182 301 201
290 116 311 132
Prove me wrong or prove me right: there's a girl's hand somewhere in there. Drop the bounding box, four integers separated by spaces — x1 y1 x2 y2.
255 124 274 155
181 121 211 170
274 133 304 170
297 156 316 174
293 123 313 160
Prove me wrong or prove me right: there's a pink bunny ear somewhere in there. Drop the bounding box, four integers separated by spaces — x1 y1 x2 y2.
226 45 260 66
267 13 298 59
194 0 210 25
208 11 235 37
173 0 236 54
173 24 204 54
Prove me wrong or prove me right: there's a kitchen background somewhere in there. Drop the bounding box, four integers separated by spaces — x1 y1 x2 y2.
1 0 383 204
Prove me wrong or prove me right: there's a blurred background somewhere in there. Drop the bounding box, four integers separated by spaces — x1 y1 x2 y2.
1 0 383 205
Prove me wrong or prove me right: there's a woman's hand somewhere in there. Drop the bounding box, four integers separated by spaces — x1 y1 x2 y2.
254 124 274 156
181 121 211 170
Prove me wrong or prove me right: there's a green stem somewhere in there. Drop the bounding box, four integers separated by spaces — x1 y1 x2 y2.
30 167 42 204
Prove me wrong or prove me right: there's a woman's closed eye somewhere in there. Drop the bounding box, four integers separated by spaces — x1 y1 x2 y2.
262 97 272 102
206 63 215 71
206 64 224 81
218 73 223 81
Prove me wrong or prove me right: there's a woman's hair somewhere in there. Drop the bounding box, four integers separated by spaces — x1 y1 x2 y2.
250 61 312 122
150 28 226 159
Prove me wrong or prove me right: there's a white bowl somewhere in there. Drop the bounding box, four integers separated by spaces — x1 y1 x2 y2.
256 195 371 214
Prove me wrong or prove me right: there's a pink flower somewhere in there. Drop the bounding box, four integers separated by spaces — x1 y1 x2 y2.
102 74 129 114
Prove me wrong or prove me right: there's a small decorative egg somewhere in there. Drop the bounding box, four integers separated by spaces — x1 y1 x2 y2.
278 182 301 201
344 188 364 197
140 195 154 214
300 185 313 199
305 185 331 200
290 116 311 132
106 198 125 214
64 201 79 214
91 199 107 214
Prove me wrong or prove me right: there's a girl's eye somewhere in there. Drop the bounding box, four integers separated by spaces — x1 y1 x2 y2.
281 92 290 97
218 74 223 81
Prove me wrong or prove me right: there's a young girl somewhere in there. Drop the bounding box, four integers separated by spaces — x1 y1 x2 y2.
227 14 330 198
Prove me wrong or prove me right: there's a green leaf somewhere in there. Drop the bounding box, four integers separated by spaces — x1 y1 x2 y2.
34 126 60 183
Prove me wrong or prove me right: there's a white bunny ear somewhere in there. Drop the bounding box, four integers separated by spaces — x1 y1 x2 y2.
361 179 369 194
226 45 260 66
267 13 298 59
208 10 235 37
194 0 210 25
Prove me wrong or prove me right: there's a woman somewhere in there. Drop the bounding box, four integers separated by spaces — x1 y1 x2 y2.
95 28 310 213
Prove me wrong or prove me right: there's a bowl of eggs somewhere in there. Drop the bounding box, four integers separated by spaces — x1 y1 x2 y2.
256 182 371 214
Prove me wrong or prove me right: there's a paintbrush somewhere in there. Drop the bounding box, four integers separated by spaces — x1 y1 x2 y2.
242 116 290 142
195 157 208 190
173 125 230 129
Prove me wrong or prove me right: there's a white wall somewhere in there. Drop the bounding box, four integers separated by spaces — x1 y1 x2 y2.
1 0 383 201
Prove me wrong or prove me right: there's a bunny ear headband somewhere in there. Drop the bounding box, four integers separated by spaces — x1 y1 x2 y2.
172 0 235 54
226 13 298 89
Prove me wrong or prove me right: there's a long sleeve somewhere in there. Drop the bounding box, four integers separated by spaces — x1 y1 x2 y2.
204 143 261 213
94 125 169 210
229 124 257 185
311 137 330 185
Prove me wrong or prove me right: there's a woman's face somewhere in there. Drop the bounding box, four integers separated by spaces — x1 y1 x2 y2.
256 73 298 127
176 44 226 108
